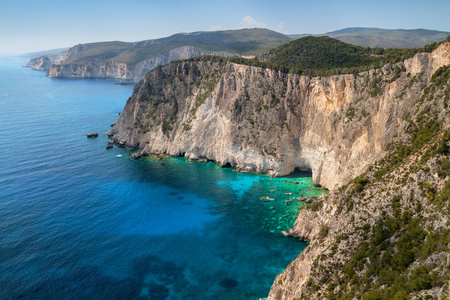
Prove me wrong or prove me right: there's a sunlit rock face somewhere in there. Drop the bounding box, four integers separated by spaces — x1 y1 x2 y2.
29 45 236 83
109 43 450 190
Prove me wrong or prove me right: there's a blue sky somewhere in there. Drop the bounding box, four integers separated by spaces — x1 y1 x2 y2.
1 0 449 54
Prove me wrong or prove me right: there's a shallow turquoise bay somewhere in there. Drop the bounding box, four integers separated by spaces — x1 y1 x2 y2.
0 57 322 299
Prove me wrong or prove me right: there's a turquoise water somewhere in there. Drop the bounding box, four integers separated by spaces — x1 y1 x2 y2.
0 57 322 299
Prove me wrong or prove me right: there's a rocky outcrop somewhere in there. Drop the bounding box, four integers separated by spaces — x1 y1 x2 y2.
47 60 131 81
86 132 98 138
109 43 450 298
267 44 450 299
25 50 71 71
32 45 237 83
268 143 450 299
109 42 450 190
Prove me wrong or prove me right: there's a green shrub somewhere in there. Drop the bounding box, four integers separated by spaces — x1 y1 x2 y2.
309 201 323 211
409 266 432 291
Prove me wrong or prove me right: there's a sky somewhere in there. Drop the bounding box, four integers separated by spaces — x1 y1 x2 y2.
1 0 449 54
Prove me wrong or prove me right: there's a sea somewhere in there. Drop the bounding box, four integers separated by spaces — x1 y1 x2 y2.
0 57 322 299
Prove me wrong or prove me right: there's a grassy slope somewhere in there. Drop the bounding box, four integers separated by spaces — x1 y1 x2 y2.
166 35 449 81
288 28 450 48
63 28 290 65
328 28 449 48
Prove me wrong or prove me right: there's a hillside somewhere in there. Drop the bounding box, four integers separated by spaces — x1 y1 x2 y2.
26 27 449 83
259 35 446 75
26 28 289 83
325 28 450 48
269 60 450 300
108 37 450 299
288 28 449 49
62 29 290 65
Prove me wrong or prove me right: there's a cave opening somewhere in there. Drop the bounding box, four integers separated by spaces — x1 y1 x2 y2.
290 167 313 178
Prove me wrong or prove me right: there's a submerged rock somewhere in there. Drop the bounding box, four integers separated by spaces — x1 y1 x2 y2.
220 278 238 289
131 152 142 159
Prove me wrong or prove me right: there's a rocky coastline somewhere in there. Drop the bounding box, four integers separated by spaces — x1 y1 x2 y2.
109 42 450 189
108 42 450 299
26 45 238 84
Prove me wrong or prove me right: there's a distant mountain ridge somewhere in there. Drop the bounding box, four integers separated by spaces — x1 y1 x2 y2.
289 27 450 48
26 28 290 83
61 29 290 65
21 47 70 58
26 27 449 83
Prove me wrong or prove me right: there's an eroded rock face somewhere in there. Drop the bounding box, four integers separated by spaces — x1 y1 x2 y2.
25 50 71 71
43 46 237 83
267 42 450 300
109 42 450 190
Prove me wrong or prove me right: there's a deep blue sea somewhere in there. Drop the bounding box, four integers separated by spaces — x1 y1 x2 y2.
0 57 322 299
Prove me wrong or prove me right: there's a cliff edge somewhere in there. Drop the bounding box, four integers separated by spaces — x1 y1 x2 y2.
268 42 450 299
109 42 450 190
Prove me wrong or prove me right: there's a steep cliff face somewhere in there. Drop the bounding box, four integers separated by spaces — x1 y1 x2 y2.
109 42 450 190
25 50 71 71
268 44 450 299
45 46 236 83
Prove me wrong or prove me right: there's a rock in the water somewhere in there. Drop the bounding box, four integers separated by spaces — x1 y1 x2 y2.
303 196 318 203
86 132 98 138
105 145 113 150
131 152 142 159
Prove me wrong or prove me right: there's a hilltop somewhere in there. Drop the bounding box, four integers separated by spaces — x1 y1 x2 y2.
288 27 450 49
62 28 290 65
26 28 289 83
26 27 449 83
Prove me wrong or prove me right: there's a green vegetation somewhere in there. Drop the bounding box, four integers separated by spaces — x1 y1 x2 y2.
155 34 450 82
307 204 449 299
337 211 447 300
60 30 449 80
308 201 323 212
263 36 380 70
302 55 450 299
323 28 450 49
258 36 446 76
63 28 290 64
372 66 450 182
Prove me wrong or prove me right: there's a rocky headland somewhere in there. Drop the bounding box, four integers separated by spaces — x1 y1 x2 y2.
25 28 291 83
26 49 71 71
109 42 449 189
109 40 450 299
47 45 238 83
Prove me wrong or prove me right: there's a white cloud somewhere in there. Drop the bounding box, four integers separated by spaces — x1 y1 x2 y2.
277 21 287 33
239 16 267 28
209 25 222 31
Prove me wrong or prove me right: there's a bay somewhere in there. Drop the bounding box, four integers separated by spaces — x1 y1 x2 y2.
0 57 321 299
